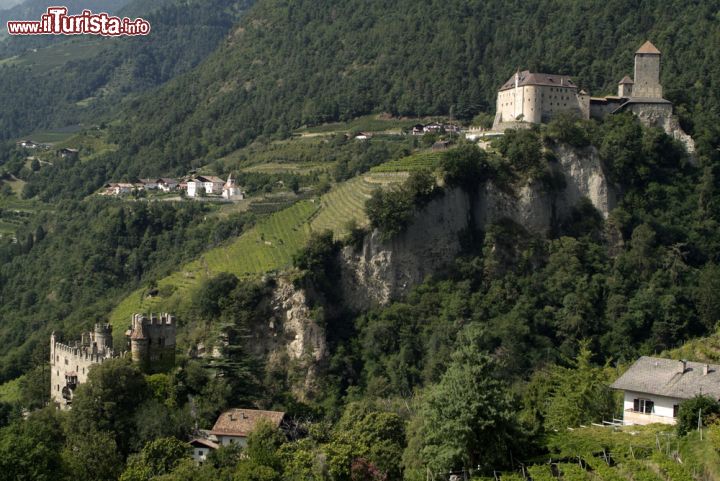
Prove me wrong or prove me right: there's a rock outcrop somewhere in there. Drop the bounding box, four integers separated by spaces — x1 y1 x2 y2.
261 279 327 400
341 144 618 310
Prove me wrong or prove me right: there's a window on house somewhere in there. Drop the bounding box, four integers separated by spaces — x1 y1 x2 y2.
633 398 654 414
673 404 679 418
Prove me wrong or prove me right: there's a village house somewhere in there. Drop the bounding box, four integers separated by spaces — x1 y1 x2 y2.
610 356 720 426
189 437 219 465
209 408 286 447
138 178 162 190
101 182 135 196
17 139 41 149
57 148 79 160
187 175 225 197
158 178 179 192
352 132 372 141
411 124 425 135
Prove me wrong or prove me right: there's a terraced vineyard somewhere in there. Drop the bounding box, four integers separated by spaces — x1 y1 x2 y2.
108 173 408 329
370 150 444 173
108 200 319 330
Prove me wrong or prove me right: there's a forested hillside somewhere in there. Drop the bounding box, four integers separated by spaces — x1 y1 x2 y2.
105 0 720 178
0 0 254 140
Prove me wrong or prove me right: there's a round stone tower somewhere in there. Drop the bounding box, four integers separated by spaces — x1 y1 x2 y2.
129 314 149 367
93 323 113 351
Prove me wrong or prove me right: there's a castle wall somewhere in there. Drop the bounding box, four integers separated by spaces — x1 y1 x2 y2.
634 53 662 98
50 314 177 409
494 83 588 129
50 335 115 409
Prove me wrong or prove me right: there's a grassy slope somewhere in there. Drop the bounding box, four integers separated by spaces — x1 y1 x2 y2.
370 150 444 173
107 169 407 331
0 38 107 74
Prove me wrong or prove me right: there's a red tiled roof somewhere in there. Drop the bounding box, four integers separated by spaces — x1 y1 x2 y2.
636 40 660 55
209 409 285 438
499 70 577 91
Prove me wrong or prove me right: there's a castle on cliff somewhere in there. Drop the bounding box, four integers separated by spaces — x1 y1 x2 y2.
50 313 176 409
492 40 693 151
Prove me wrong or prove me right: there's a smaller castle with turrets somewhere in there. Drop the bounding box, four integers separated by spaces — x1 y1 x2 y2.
50 313 176 409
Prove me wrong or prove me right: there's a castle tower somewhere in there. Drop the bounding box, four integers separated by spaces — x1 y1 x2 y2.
633 41 662 99
618 76 634 97
128 313 176 373
92 323 113 351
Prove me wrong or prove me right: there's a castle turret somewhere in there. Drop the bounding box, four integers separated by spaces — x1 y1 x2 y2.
128 313 176 373
92 323 113 351
618 76 634 97
633 40 662 99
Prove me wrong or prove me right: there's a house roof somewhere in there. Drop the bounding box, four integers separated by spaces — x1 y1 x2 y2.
195 175 225 183
618 75 634 85
636 40 661 55
189 438 219 450
499 70 577 91
611 356 720 400
209 408 285 438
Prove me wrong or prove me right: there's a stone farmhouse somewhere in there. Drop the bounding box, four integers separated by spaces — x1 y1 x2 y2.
50 313 176 410
492 40 693 151
611 356 720 426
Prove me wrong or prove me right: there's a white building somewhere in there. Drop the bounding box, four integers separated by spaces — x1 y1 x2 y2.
158 178 179 192
189 438 219 464
611 356 720 425
186 175 225 197
493 71 589 129
209 408 285 447
102 183 135 196
222 174 244 200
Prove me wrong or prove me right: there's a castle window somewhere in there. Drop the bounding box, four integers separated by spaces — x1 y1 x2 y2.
64 358 68 365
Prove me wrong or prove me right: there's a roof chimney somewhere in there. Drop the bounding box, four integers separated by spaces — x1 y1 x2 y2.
704 364 710 375
679 360 687 374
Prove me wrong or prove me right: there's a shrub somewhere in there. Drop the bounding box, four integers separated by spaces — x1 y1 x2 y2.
676 395 720 436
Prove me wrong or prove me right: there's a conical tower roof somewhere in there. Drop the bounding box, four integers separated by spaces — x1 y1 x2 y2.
636 40 660 55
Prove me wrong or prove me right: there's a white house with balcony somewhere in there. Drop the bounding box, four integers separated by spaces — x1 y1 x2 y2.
611 356 720 425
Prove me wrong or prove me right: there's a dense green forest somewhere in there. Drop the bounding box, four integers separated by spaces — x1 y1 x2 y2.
0 0 253 141
104 0 720 176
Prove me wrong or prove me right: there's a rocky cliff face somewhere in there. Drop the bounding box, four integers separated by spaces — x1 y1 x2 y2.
341 144 618 310
261 279 327 400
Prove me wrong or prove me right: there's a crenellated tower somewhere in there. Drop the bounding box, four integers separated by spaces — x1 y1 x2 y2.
128 313 176 373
